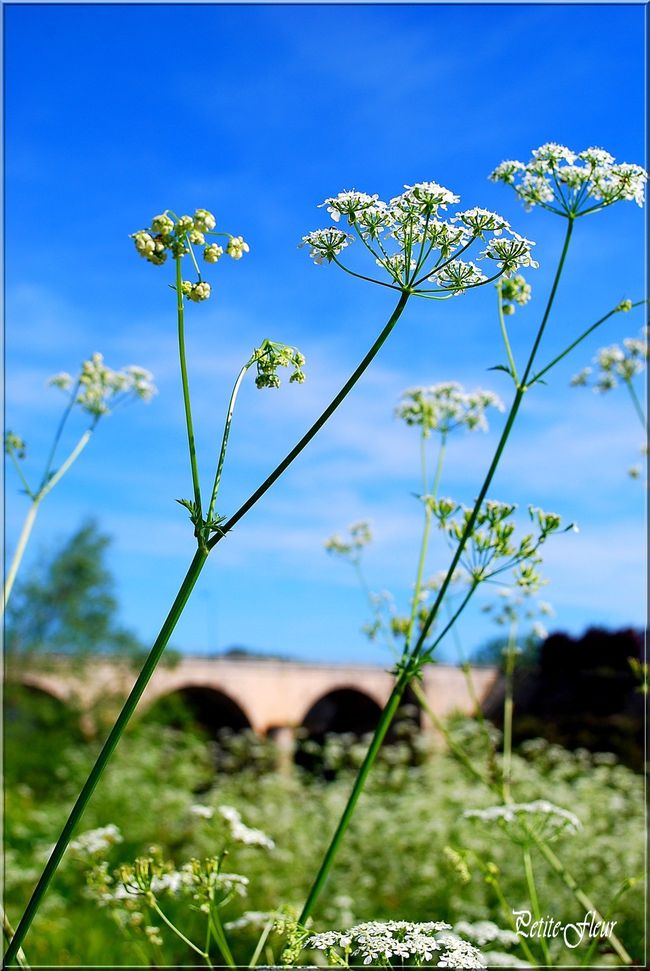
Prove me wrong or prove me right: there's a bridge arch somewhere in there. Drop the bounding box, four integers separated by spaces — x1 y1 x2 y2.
140 684 252 740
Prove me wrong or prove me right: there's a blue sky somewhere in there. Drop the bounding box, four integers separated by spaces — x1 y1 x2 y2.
5 2 647 664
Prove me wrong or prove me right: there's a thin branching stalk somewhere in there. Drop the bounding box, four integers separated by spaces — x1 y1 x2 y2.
295 220 576 928
523 847 552 965
176 255 203 523
3 429 93 612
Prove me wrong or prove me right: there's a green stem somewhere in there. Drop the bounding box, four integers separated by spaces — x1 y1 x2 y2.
249 918 275 968
411 682 492 788
525 828 633 966
1 907 29 970
39 429 92 499
176 256 203 521
486 870 540 968
151 899 209 962
528 299 646 387
523 847 552 965
207 361 251 522
2 548 208 966
4 430 93 614
297 673 410 926
39 376 82 490
8 448 34 499
208 291 411 549
208 905 236 968
3 499 41 613
624 377 648 433
497 282 520 386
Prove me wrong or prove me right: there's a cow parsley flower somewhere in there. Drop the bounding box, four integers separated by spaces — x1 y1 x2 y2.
70 824 123 857
308 920 486 968
396 383 505 437
571 325 648 392
218 805 275 849
453 920 520 949
463 799 581 843
490 143 648 215
52 353 157 418
302 181 534 295
301 227 353 264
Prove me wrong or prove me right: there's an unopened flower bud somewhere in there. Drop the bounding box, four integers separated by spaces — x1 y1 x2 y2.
151 214 174 235
227 236 250 260
188 281 211 302
194 208 216 232
204 243 224 263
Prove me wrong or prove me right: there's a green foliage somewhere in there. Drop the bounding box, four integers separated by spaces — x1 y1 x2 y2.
3 700 645 966
5 520 144 664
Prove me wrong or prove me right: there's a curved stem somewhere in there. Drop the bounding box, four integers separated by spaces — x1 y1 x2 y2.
209 291 411 549
207 361 251 522
150 900 208 962
294 221 576 928
176 256 203 519
3 548 208 966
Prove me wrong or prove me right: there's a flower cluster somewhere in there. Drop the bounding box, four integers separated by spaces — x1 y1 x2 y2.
252 340 306 389
218 805 275 849
571 324 648 393
307 920 486 968
69 824 123 857
429 500 574 590
49 354 156 418
481 588 554 642
463 799 582 844
324 520 373 562
301 183 536 295
131 208 249 303
396 383 505 437
498 275 532 317
453 921 520 949
4 431 26 460
490 144 648 216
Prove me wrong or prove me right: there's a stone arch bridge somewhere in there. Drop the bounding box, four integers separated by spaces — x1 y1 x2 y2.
18 656 501 744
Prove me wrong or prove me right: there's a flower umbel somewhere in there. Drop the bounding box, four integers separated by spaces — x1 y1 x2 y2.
302 181 536 295
130 208 249 302
307 920 486 968
490 144 648 216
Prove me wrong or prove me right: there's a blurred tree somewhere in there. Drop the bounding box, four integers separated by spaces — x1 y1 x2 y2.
4 519 145 665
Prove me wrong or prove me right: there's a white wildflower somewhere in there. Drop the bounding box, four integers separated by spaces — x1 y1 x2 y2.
190 803 215 819
69 824 123 856
300 227 353 264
